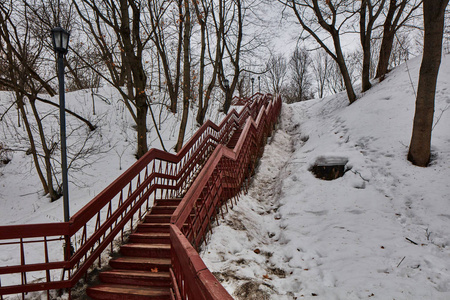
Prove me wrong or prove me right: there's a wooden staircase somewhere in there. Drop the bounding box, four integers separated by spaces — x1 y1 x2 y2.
86 198 181 300
87 131 245 300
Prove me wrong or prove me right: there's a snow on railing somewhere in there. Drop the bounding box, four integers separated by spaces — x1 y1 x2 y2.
0 93 276 299
170 94 281 299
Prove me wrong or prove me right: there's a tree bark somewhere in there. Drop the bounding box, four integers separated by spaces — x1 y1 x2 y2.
194 0 207 125
16 93 50 196
375 0 400 79
175 0 191 152
221 0 243 113
148 0 183 114
408 0 448 166
332 31 357 103
359 0 385 92
29 96 59 201
120 0 149 158
376 30 396 79
289 0 357 104
374 0 421 79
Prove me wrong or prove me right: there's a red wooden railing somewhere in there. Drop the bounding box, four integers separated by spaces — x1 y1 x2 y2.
0 93 281 299
170 94 281 299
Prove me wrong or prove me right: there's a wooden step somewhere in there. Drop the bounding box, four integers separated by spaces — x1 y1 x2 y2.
150 206 178 214
120 243 171 258
137 223 171 233
87 284 171 300
144 213 195 224
109 257 171 272
145 214 172 223
154 198 182 206
99 269 171 287
136 222 188 233
129 232 170 244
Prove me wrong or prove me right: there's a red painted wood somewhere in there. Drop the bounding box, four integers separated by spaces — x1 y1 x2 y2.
109 257 171 272
99 269 171 287
0 222 69 239
170 225 233 300
87 284 171 300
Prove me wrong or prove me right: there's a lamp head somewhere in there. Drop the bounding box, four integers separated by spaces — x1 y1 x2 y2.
51 27 70 55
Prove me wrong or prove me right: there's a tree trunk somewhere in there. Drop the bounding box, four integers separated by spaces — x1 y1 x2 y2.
195 6 207 125
375 0 398 79
333 31 356 104
135 95 149 158
408 0 448 167
360 0 386 91
175 0 191 152
121 0 149 158
29 97 60 201
148 0 183 114
360 0 372 92
193 0 221 126
361 27 373 92
17 93 50 196
221 0 242 114
375 30 395 79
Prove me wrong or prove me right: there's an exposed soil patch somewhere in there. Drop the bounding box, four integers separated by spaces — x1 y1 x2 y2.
234 281 272 300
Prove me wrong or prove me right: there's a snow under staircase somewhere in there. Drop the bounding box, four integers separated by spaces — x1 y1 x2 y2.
86 129 244 300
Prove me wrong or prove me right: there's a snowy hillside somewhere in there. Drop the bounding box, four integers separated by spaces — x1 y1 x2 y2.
201 55 450 300
0 87 224 226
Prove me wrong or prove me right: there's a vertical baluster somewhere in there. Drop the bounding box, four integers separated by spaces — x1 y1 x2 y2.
145 166 150 210
43 236 51 299
19 238 26 299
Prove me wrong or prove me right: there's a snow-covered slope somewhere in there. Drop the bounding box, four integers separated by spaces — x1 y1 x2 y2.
201 55 450 299
0 87 224 226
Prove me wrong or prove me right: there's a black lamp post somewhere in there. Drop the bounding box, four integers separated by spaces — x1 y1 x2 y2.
258 76 261 93
224 78 230 91
51 26 70 223
224 78 230 98
223 78 230 110
251 77 254 96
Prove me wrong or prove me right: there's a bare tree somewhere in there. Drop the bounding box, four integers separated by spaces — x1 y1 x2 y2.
326 60 346 94
192 0 224 125
148 0 183 114
281 0 358 104
74 0 153 158
174 0 192 152
312 49 331 98
0 0 98 200
266 53 287 95
408 0 448 167
0 1 60 200
389 32 411 68
359 0 386 92
218 0 244 114
375 0 422 79
283 46 312 103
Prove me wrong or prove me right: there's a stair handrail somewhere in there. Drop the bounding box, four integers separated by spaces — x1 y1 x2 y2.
169 94 282 299
0 93 270 298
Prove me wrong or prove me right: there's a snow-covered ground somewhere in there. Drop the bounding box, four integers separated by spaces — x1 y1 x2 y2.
0 87 225 226
201 55 450 299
